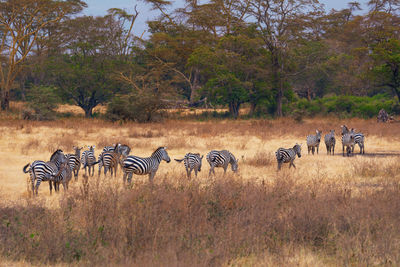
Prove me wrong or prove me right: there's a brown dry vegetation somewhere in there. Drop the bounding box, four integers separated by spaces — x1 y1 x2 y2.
1 117 400 266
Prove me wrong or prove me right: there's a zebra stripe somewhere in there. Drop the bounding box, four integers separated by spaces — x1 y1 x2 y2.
306 130 322 155
53 155 73 192
275 144 302 170
66 147 81 180
324 130 336 155
341 125 365 154
122 147 170 183
23 160 62 195
98 151 119 177
81 145 97 176
175 153 203 179
206 150 238 176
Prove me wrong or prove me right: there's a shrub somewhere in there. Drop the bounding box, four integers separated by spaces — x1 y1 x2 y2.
23 86 60 121
105 93 165 123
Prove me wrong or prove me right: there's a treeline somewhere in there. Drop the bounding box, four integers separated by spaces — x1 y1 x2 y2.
1 0 400 120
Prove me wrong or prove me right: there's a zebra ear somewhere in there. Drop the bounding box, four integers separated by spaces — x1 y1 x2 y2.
164 146 168 150
93 145 96 148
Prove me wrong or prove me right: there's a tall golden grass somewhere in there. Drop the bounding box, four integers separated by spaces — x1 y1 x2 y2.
1 117 400 265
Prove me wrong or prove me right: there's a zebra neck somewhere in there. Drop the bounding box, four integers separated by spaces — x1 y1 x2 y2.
152 152 163 164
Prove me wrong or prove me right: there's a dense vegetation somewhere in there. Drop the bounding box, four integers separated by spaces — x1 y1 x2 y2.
1 0 400 120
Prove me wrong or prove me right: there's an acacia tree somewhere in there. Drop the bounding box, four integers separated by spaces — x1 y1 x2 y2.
247 0 323 116
0 0 85 110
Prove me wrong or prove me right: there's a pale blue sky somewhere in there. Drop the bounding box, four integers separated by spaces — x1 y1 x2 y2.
82 0 369 37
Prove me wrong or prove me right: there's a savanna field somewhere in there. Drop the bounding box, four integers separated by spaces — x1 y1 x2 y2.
1 114 400 266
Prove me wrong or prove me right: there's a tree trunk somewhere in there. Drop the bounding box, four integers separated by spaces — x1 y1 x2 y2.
276 89 283 117
1 90 10 111
249 102 257 117
189 69 200 104
229 102 240 119
84 106 93 118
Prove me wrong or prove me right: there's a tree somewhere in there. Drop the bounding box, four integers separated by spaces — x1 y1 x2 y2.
247 0 323 116
0 0 85 110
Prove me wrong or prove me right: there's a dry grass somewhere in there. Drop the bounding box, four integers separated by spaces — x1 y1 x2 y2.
1 117 400 265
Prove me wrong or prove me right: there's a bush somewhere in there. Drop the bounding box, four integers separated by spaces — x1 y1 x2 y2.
285 94 399 118
23 86 60 121
105 93 165 123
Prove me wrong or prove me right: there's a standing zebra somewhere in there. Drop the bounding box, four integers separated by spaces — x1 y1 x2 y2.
98 151 119 177
103 144 131 157
306 130 322 155
275 144 302 170
23 160 63 195
53 155 73 192
66 146 82 180
81 145 96 176
206 150 238 176
324 130 336 155
341 125 365 154
175 153 204 179
122 147 170 184
341 130 355 157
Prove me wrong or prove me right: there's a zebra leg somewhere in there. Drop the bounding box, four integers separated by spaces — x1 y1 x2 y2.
317 145 319 154
194 169 198 178
326 145 329 155
149 172 156 183
127 173 133 184
332 145 335 155
277 161 282 171
209 166 213 177
308 146 311 154
49 181 53 195
312 147 315 155
342 145 345 157
123 172 127 184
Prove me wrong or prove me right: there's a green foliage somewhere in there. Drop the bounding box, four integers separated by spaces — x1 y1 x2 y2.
23 86 60 121
285 94 400 118
105 93 165 123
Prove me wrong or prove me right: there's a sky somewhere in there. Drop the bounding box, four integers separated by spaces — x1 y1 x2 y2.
82 0 370 37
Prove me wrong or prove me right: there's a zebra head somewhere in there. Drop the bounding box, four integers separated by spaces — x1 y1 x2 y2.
230 155 239 173
315 130 322 142
50 149 67 165
73 146 83 157
153 147 171 163
341 125 349 135
294 143 302 158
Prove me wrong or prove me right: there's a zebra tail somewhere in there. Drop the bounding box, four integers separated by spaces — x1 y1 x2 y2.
23 163 31 173
174 159 184 163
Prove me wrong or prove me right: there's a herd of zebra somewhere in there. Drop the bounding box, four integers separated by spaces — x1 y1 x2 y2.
22 124 364 196
276 124 365 170
22 143 239 196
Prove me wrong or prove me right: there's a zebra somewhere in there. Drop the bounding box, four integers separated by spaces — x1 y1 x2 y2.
175 153 204 179
81 145 96 176
306 130 322 155
275 144 302 170
103 144 130 157
206 150 238 176
23 160 64 195
341 125 365 154
341 130 355 157
53 155 73 192
66 146 82 180
98 151 119 177
122 147 170 184
324 130 336 155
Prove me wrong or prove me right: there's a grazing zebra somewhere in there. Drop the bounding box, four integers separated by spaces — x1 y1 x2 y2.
306 130 322 155
66 146 82 180
206 150 238 176
275 144 302 170
122 147 170 184
341 125 365 154
23 160 63 195
324 130 336 155
81 145 96 176
103 144 130 156
341 131 355 157
175 153 204 179
98 151 119 177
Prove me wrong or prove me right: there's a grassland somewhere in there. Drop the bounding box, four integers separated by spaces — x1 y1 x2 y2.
1 117 400 266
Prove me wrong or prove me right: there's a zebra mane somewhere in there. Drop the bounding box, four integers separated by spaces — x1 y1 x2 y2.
152 147 166 156
50 149 63 161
